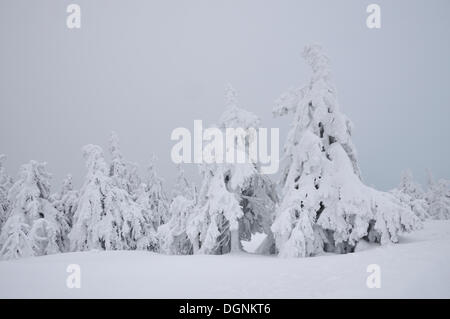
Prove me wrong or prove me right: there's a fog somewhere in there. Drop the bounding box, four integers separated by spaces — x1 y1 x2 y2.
1 0 449 192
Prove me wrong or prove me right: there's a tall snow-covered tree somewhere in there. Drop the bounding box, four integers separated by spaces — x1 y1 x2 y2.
53 174 79 251
188 163 245 254
242 174 278 254
425 176 450 220
158 195 195 255
219 85 278 253
69 144 149 251
127 161 142 198
0 161 61 260
108 131 141 196
397 170 425 200
0 215 34 260
391 170 429 220
134 183 159 251
145 156 169 226
0 155 13 232
271 44 420 258
172 164 195 200
109 131 128 190
187 85 277 254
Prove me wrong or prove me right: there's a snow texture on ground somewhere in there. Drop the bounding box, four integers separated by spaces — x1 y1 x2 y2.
1 220 449 298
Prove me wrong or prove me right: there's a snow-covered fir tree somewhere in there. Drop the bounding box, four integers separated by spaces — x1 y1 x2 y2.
425 175 450 220
390 190 429 221
53 174 79 251
134 183 159 251
397 170 426 200
187 85 277 254
271 44 420 257
158 165 196 255
243 174 278 255
109 131 128 190
127 161 142 198
0 215 34 260
158 195 195 255
391 170 429 220
109 131 141 196
69 144 150 251
0 161 61 260
219 85 278 253
188 162 245 254
0 155 13 232
145 156 170 227
172 164 195 200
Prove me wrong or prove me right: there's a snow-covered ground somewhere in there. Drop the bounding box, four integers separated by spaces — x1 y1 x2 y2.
1 220 449 299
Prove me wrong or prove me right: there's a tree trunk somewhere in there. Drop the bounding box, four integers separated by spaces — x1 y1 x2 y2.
230 229 241 253
191 236 200 254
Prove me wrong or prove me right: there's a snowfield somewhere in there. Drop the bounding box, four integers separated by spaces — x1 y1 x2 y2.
1 220 449 299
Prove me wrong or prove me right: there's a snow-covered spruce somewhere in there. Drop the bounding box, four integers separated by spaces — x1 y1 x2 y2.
134 183 159 251
52 174 79 252
109 131 141 197
0 155 13 232
145 156 170 227
172 164 196 200
188 163 245 254
0 161 62 260
397 169 426 200
69 144 153 252
271 44 421 258
425 174 450 220
158 195 195 254
187 85 277 255
158 164 198 255
391 170 429 221
219 85 278 254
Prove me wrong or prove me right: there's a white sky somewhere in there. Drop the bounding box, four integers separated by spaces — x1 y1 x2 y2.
0 0 449 191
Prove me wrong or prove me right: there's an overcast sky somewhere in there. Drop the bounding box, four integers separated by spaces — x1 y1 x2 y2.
0 0 449 192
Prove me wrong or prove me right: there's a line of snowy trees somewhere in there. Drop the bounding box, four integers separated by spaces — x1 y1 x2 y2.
0 45 449 260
